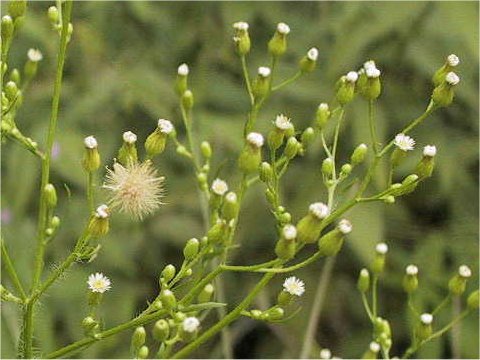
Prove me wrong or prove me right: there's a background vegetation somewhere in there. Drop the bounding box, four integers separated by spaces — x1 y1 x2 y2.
1 1 478 358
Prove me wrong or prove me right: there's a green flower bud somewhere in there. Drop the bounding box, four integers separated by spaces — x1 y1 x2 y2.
277 290 293 306
373 317 392 339
161 264 176 283
8 0 27 19
321 158 334 177
315 103 330 129
183 238 199 260
351 143 368 166
432 54 459 87
335 72 358 105
275 224 297 260
82 136 101 172
340 163 352 178
24 49 43 79
432 72 459 107
1 16 14 43
299 47 318 73
277 212 291 225
403 265 419 293
362 341 381 359
259 162 274 185
284 137 299 160
131 326 146 353
301 127 315 148
370 243 388 274
363 67 382 100
357 268 370 293
197 172 208 191
222 192 238 221
198 283 214 303
207 219 227 244
180 317 200 342
160 289 177 311
467 290 479 310
238 132 264 173
268 129 285 151
50 215 60 229
181 90 194 110
145 119 174 158
233 22 251 55
153 319 170 342
87 204 110 237
137 345 149 359
415 145 436 179
296 202 330 244
264 307 284 321
252 67 271 100
175 63 189 96
448 265 471 295
5 81 18 101
200 141 212 159
318 219 352 257
44 183 57 209
117 131 138 165
268 22 290 57
415 313 433 341
383 195 395 204
47 6 59 25
81 316 98 335
9 68 20 84
265 188 276 205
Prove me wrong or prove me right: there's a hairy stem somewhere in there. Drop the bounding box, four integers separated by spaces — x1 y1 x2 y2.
1 239 27 301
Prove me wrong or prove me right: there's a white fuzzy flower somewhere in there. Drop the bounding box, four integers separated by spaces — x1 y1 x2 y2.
338 219 352 234
277 22 290 35
346 71 358 83
258 66 271 77
363 60 377 71
123 131 137 144
458 265 471 278
95 204 109 219
423 145 437 157
319 103 329 111
233 21 249 31
319 348 332 359
309 202 330 219
445 72 460 85
447 54 460 67
211 178 228 196
27 48 43 62
420 313 433 325
369 341 380 353
157 119 174 134
177 63 189 76
307 47 319 61
406 264 418 276
182 317 200 333
375 242 388 255
275 114 293 131
84 135 98 149
87 273 111 293
394 133 415 151
246 132 264 147
283 276 305 296
282 224 297 240
366 67 381 78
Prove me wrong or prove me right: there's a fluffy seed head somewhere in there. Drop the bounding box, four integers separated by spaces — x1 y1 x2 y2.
277 22 290 34
283 276 305 296
309 202 330 219
95 204 109 219
177 63 189 76
87 273 111 293
123 131 137 144
406 264 418 275
182 317 200 333
282 224 297 240
420 313 433 325
375 242 388 255
246 132 264 147
366 67 381 78
394 133 415 151
338 219 352 234
445 72 460 85
84 136 98 149
346 71 359 83
319 349 332 359
233 21 249 31
307 47 319 61
423 145 437 157
258 66 271 77
211 178 228 196
458 265 471 278
157 119 174 134
104 161 165 220
27 48 43 62
447 54 460 67
275 114 293 131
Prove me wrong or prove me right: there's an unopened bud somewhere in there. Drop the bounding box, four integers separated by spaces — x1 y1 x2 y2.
357 268 370 293
175 63 189 96
181 90 194 110
44 183 57 209
315 103 330 129
183 238 200 260
161 264 176 283
131 326 146 352
153 319 170 342
268 22 290 57
198 283 215 303
200 141 212 159
160 289 176 311
351 143 368 166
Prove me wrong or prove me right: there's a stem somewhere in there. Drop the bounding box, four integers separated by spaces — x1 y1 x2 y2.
432 294 451 316
372 275 379 318
86 171 94 214
240 55 254 105
368 100 379 154
361 292 374 322
271 71 302 92
1 239 27 301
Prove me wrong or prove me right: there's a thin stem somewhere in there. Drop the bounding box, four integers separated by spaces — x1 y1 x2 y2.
271 71 302 92
368 100 379 154
372 275 379 318
1 239 27 301
240 55 254 105
432 294 452 316
407 293 419 317
361 292 374 322
86 171 94 214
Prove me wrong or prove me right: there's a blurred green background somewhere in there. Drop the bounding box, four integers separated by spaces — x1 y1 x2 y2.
1 1 479 358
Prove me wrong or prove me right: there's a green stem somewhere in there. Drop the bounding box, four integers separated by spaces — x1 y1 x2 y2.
240 55 254 105
432 294 452 316
361 292 374 322
368 100 379 154
372 275 379 318
271 71 302 92
1 239 27 301
86 171 94 214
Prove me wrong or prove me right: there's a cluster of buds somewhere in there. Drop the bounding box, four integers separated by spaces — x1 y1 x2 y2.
46 4 74 41
431 54 461 107
245 306 285 322
356 60 382 100
373 317 392 353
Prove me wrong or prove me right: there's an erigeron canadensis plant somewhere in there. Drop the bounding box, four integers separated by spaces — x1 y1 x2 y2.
0 1 478 359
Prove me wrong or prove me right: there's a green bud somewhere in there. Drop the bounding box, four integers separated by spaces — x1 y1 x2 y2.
383 195 395 204
81 316 98 335
82 136 101 172
340 163 352 177
301 127 315 148
233 22 251 55
5 81 18 101
145 130 167 158
299 47 318 73
277 290 293 306
183 238 200 260
47 6 59 25
175 63 189 96
200 141 212 159
315 103 330 129
370 243 388 274
238 133 264 173
8 0 27 19
277 212 291 225
467 290 479 310
265 188 276 206
448 265 471 295
181 90 194 110
197 172 208 190
252 67 271 99
335 72 358 105
268 22 290 57
160 289 177 311
207 219 227 244
153 319 170 342
432 55 459 86
131 326 146 352
415 314 433 342
284 137 299 160
265 307 284 321
373 317 392 339
161 264 176 283
176 145 189 157
415 146 436 179
321 158 334 177
137 346 149 359
402 265 419 293
268 129 285 151
357 268 370 293
9 68 20 84
222 192 238 221
50 215 60 229
361 341 381 359
432 77 457 107
44 183 57 209
1 16 14 43
296 202 329 244
117 131 138 165
351 143 368 166
87 205 110 237
198 283 214 303
274 237 296 260
259 162 274 185
318 228 344 257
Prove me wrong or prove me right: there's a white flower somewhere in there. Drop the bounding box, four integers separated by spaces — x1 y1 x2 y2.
157 119 174 134
375 242 388 255
258 66 271 77
445 72 460 85
104 161 165 220
233 21 249 31
420 313 433 325
87 273 112 293
282 224 297 240
182 317 200 333
123 131 137 144
275 114 293 131
423 145 437 157
338 219 352 234
345 71 358 83
363 60 377 71
309 202 330 219
319 348 332 359
211 178 228 196
366 67 381 78
369 341 380 353
394 133 415 151
447 54 460 67
277 22 290 35
406 264 418 276
95 204 109 219
246 132 264 147
84 135 98 149
283 276 305 296
27 48 43 62
318 103 329 111
307 47 319 61
177 63 189 76
458 265 471 278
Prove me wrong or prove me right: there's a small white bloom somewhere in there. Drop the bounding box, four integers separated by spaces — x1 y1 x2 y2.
275 114 293 131
363 60 377 71
366 67 381 78
375 242 388 255
345 71 358 83
258 66 271 77
420 313 433 325
445 71 460 85
277 22 290 35
318 103 329 111
211 178 228 196
406 264 418 276
84 135 98 149
458 265 471 278
447 54 460 67
87 272 111 293
282 224 297 240
309 202 330 219
246 132 264 147
225 192 237 203
307 47 319 61
319 348 332 359
338 219 352 234
177 63 189 76
123 131 137 144
157 119 174 134
95 204 109 219
27 48 43 62
283 276 305 296
369 341 381 353
394 133 415 151
182 317 200 333
423 145 437 157
233 21 249 31
360 268 369 277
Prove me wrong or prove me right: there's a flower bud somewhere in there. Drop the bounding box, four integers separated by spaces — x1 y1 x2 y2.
432 54 460 87
340 163 352 178
82 136 101 172
183 238 199 260
160 289 177 311
180 317 200 342
259 162 274 185
370 243 388 274
117 131 138 165
373 317 392 340
275 224 297 260
87 204 110 237
319 348 332 359
24 48 43 79
145 119 174 158
81 316 98 336
222 192 238 221
137 346 149 359
362 341 380 359
207 219 228 244
181 90 194 110
357 268 370 293
238 132 264 173
301 127 315 148
9 68 20 84
8 0 27 19
432 72 459 107
351 143 368 166
467 290 479 310
315 103 331 129
44 183 57 209
268 22 290 57
4 81 18 101
161 264 176 283
198 283 214 303
321 158 334 177
415 313 433 341
415 145 436 179
175 63 189 96
318 219 352 256
131 326 146 352
299 47 318 73
403 265 419 293
296 202 330 244
47 6 59 26
153 319 170 342
363 66 382 100
284 137 299 160
252 67 271 100
200 141 212 159
233 21 251 55
335 72 358 105
264 307 284 321
448 265 471 295
1 16 14 43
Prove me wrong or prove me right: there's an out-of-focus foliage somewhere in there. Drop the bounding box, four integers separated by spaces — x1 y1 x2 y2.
1 1 478 358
